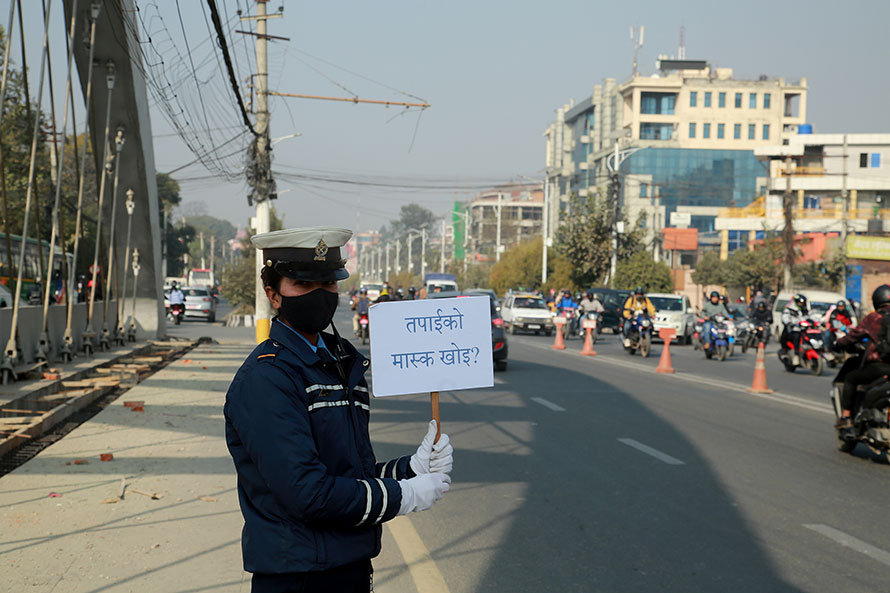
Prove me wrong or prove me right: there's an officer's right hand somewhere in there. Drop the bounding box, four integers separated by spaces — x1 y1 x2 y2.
397 473 451 515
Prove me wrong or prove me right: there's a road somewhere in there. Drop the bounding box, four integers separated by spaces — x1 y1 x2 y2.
170 299 890 592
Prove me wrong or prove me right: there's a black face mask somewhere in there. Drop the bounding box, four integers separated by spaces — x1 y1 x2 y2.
277 288 339 334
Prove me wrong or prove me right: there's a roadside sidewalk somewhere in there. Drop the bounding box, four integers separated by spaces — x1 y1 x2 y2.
0 340 254 593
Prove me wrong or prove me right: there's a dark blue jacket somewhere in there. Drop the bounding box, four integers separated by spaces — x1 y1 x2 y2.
224 319 414 574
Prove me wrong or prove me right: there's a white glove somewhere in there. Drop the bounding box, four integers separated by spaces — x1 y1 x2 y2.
410 420 454 475
398 473 451 515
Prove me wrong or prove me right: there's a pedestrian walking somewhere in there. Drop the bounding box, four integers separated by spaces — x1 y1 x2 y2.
224 226 453 592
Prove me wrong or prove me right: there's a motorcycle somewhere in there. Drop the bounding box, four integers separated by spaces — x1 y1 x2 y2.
357 313 369 345
826 320 851 368
579 311 601 343
170 303 184 326
559 307 579 340
743 323 770 353
692 316 706 351
623 313 652 357
778 318 826 375
724 318 738 357
703 315 730 361
831 352 890 455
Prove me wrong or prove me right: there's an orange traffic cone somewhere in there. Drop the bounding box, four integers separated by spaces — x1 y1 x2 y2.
552 317 566 350
748 342 773 394
656 328 675 373
580 324 597 356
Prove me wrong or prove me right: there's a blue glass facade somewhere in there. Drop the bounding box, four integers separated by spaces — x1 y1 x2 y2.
624 148 767 231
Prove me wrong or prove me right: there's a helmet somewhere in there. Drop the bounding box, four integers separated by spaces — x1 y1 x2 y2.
709 290 720 300
360 287 367 294
586 290 594 299
171 281 178 289
397 288 404 295
873 285 890 309
634 286 644 296
719 294 727 303
756 301 767 311
408 286 416 294
793 293 808 311
835 299 846 309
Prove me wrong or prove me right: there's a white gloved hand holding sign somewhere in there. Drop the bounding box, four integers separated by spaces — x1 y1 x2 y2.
398 473 451 515
410 420 453 475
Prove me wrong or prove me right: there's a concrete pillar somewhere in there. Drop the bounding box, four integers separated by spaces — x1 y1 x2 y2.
850 189 858 216
720 230 729 261
797 189 805 210
749 230 757 251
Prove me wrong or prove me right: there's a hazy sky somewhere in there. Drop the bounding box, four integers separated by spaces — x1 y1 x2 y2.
14 0 890 234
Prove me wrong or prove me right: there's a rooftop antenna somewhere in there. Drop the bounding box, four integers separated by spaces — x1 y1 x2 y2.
631 25 645 76
679 26 686 59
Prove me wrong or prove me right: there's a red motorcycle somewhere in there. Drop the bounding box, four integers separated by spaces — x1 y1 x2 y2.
358 313 369 345
170 303 185 326
778 318 825 375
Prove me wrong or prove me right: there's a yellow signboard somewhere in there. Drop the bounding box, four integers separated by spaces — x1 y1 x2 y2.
847 235 890 261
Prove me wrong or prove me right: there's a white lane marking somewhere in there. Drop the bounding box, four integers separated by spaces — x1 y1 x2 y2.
618 437 685 465
520 339 832 416
804 524 890 567
531 397 565 412
388 516 451 593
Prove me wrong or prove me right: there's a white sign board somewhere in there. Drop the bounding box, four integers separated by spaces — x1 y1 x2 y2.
670 212 691 228
368 296 494 397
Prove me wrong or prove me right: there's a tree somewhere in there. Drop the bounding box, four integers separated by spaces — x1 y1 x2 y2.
691 251 725 286
794 248 846 291
722 238 784 292
390 203 435 236
489 237 572 295
220 252 256 312
555 190 644 288
613 251 673 293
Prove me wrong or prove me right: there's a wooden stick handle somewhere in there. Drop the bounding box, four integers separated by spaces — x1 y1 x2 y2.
431 391 440 444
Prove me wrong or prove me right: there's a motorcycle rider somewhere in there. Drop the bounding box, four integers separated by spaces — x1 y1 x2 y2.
395 287 405 301
580 291 605 316
352 288 371 335
700 291 731 350
408 286 417 300
780 294 810 366
750 300 774 343
168 281 185 319
557 290 579 334
375 286 392 304
622 287 656 348
831 285 890 430
824 300 854 351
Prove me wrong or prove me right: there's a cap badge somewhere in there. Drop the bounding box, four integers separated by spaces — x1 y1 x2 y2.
314 238 328 262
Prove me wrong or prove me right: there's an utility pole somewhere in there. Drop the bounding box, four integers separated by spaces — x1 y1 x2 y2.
496 193 502 262
840 134 848 297
421 228 427 281
385 242 390 281
251 0 273 343
199 232 206 269
542 175 549 284
210 235 216 278
782 155 794 291
440 218 446 273
653 184 661 263
395 239 401 274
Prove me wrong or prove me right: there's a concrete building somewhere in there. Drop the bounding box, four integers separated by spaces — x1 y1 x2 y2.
465 184 543 261
713 132 890 257
544 58 808 256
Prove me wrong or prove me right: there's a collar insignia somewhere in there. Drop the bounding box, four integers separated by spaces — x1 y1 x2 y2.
314 238 328 262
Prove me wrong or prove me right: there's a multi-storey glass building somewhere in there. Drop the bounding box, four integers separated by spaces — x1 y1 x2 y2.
544 58 808 252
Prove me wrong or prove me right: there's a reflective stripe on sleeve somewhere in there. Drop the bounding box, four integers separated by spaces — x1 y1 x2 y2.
354 385 369 393
357 480 372 526
374 478 388 524
390 459 398 479
307 400 349 412
305 384 343 394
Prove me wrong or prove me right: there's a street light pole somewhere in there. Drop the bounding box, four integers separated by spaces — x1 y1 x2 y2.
496 193 502 262
542 175 549 284
440 218 446 273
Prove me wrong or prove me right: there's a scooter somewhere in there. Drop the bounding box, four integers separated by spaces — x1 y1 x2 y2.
703 315 730 361
692 316 706 351
623 313 652 357
559 307 579 340
778 318 826 375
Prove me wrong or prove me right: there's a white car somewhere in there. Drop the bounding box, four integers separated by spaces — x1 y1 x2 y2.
500 293 555 336
648 293 696 344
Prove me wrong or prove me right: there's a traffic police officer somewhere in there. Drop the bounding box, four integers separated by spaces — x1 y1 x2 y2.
225 227 453 592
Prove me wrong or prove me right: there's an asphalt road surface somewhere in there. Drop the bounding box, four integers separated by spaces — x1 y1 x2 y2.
174 298 890 592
